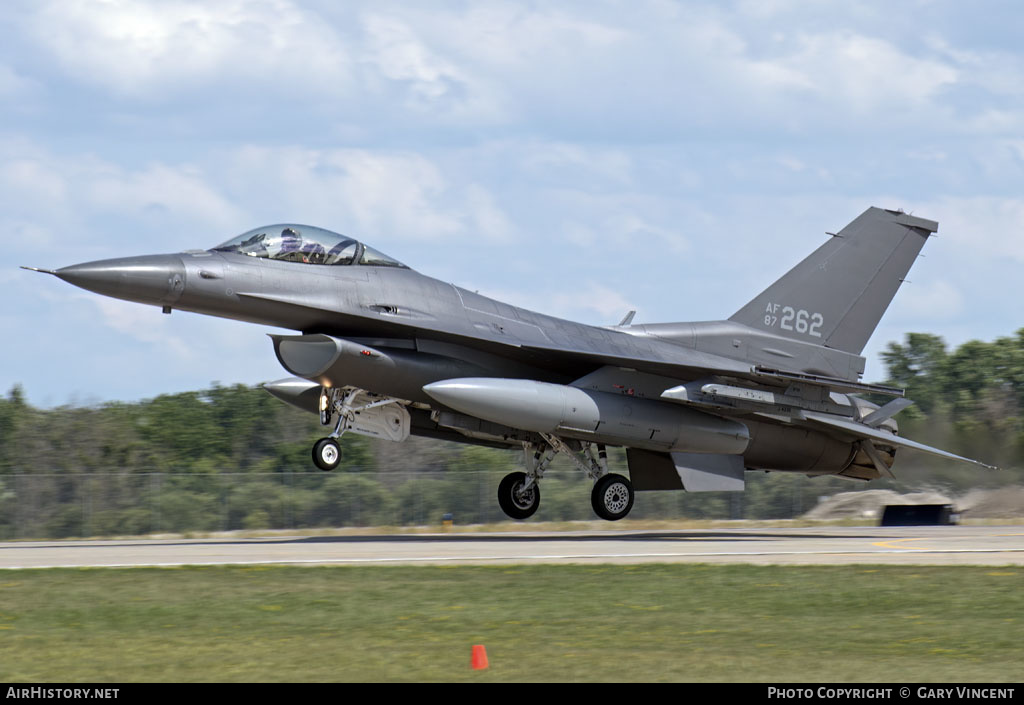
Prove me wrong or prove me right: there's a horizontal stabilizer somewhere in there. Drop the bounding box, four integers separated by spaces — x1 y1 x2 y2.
803 412 997 470
672 452 746 491
626 449 745 492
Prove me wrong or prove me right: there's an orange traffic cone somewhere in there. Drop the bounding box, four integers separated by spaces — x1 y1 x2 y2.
471 644 489 670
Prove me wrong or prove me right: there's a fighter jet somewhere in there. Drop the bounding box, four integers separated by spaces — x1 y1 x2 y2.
24 207 995 521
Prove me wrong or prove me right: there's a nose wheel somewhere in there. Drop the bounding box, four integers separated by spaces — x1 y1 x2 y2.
312 438 341 471
591 473 634 521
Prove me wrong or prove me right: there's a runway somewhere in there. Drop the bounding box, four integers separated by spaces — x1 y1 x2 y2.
2 525 1023 568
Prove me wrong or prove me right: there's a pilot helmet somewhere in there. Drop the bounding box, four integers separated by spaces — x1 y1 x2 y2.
279 227 301 252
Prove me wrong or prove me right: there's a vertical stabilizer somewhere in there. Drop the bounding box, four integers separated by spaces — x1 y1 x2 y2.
729 207 937 355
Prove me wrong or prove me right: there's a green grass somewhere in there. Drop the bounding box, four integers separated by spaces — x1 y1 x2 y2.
0 564 1021 682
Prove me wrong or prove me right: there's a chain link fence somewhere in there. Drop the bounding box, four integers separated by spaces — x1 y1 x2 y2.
0 470 841 540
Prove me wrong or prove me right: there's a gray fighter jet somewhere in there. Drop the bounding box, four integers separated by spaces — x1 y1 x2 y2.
25 207 995 520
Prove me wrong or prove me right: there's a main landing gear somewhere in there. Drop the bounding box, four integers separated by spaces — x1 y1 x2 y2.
497 471 540 519
497 435 635 522
591 473 635 521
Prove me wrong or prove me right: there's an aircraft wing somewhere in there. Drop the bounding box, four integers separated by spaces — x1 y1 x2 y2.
522 341 905 400
517 341 756 381
800 411 998 470
656 372 996 472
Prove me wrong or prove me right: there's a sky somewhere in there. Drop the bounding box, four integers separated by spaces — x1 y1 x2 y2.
2 0 1022 407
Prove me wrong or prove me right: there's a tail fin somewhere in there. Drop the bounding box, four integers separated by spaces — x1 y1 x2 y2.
729 207 937 355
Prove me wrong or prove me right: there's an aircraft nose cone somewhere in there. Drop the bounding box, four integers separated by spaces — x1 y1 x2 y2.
55 254 186 306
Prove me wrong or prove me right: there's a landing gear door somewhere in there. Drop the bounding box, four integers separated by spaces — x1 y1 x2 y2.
347 395 411 442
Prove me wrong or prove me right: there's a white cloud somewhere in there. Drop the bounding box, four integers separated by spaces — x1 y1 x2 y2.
518 142 634 184
0 142 246 255
359 14 488 116
29 0 351 99
888 279 965 321
767 32 959 113
464 183 513 242
777 156 806 172
89 296 194 359
13 1 1019 137
0 139 522 262
224 145 513 244
423 5 629 69
540 188 697 257
0 158 67 205
4 1 1024 407
918 196 1024 264
324 150 461 239
551 282 638 321
924 35 1024 99
353 5 630 123
85 295 285 381
562 222 599 249
85 162 244 232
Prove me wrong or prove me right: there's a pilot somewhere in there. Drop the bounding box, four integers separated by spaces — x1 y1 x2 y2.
279 227 302 254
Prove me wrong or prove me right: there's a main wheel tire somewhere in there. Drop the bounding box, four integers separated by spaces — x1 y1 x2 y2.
591 473 634 521
312 438 341 471
497 471 540 520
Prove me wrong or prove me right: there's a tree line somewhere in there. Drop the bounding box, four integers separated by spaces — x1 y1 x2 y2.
877 328 1023 487
0 328 1020 537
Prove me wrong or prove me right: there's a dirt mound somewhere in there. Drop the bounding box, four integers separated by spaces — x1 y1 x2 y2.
804 489 953 520
805 486 1024 520
957 487 1024 518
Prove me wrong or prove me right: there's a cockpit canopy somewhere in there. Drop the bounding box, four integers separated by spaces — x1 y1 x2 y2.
211 224 408 268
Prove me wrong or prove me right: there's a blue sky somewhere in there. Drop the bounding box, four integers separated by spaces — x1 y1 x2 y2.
2 0 1022 407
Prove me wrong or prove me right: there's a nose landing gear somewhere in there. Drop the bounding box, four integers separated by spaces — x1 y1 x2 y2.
312 387 410 471
312 437 341 471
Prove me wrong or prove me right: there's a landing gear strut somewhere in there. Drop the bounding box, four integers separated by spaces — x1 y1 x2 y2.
312 388 360 471
496 436 636 521
497 442 555 520
312 387 408 471
541 434 634 521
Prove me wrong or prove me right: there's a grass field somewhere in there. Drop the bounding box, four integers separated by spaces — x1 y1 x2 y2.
1 564 1021 682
